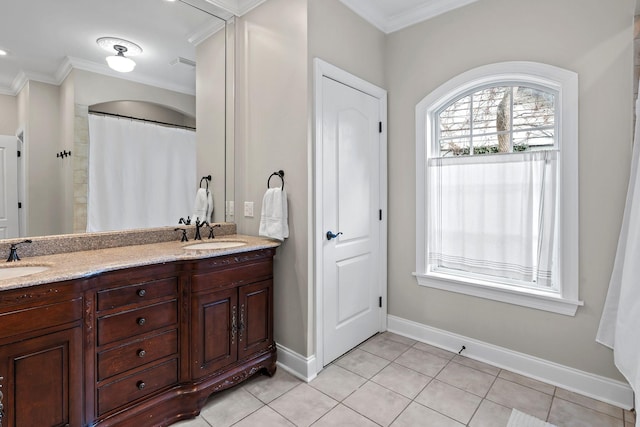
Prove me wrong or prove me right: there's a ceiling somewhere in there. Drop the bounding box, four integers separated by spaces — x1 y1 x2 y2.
339 0 480 34
0 0 475 97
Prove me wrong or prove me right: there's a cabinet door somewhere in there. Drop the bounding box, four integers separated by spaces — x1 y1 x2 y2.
191 288 238 379
238 280 273 361
0 327 82 427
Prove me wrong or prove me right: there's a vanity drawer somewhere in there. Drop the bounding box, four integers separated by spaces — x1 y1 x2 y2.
191 261 272 293
97 277 178 311
0 298 82 341
97 358 178 416
97 300 178 346
97 329 178 381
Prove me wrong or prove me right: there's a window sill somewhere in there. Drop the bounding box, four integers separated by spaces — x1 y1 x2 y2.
413 272 583 316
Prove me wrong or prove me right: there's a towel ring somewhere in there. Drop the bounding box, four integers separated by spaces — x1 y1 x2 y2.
200 175 212 190
267 170 285 190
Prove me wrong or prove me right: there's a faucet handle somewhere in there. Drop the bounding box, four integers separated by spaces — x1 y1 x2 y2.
174 228 188 242
6 240 32 262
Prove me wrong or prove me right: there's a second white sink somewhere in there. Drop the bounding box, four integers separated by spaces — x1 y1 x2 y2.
0 265 51 280
183 241 247 250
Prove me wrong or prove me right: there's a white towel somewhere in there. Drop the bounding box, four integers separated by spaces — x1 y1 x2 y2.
259 188 289 241
206 190 214 221
192 188 208 222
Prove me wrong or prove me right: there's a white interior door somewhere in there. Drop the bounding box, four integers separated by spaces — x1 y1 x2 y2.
0 135 19 238
317 61 387 366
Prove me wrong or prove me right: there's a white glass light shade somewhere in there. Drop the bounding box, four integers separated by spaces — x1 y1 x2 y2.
106 54 136 73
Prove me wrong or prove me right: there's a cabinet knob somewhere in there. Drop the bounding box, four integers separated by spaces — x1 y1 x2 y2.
137 317 146 326
137 289 146 297
137 381 146 390
137 349 146 358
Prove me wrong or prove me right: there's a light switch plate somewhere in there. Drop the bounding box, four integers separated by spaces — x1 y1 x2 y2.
244 201 254 217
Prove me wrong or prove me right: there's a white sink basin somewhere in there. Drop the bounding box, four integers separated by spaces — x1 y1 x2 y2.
0 265 51 280
183 241 247 250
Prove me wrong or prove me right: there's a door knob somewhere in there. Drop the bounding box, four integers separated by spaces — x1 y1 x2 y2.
326 231 343 241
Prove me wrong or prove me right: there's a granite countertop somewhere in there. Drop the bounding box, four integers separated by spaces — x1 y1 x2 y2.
0 234 281 291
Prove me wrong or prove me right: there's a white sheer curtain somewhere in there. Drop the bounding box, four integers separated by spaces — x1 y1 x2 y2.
428 150 558 288
87 114 196 232
597 95 640 418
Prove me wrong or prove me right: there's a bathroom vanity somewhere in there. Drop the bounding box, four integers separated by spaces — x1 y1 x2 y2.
0 232 278 427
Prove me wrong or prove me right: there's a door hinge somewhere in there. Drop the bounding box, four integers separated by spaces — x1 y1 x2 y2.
379 209 382 221
18 202 21 209
17 150 20 157
379 122 382 133
379 296 382 308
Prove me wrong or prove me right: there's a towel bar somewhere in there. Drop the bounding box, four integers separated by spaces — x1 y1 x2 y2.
267 170 285 190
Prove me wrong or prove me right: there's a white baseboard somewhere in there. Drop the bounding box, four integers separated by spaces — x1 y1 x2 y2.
387 315 634 410
276 343 317 382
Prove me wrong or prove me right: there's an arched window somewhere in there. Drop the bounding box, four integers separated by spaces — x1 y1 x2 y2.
415 62 581 315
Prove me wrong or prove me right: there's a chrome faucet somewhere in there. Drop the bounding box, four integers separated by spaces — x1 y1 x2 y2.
6 240 32 262
194 218 209 241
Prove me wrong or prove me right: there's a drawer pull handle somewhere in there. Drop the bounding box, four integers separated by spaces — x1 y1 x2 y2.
137 349 146 358
137 289 146 297
137 381 146 390
137 317 146 326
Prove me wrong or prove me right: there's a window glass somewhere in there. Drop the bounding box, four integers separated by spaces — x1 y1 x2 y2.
437 85 555 157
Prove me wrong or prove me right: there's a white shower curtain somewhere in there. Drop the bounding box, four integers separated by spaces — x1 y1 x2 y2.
597 95 640 417
87 114 196 232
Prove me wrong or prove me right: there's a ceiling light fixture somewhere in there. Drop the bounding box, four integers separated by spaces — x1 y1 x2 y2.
106 45 136 72
0 49 8 56
96 37 142 73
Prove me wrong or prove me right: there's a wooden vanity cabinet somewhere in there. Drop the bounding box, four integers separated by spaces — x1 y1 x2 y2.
0 280 84 427
89 264 181 424
189 249 276 383
0 247 277 427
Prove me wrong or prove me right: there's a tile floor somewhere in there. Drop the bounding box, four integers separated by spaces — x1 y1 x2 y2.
175 332 636 427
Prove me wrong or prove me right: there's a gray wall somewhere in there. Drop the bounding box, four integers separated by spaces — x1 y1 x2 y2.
0 94 17 135
386 0 634 380
234 0 310 355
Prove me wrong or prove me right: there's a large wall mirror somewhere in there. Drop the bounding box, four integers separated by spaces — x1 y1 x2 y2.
0 0 235 241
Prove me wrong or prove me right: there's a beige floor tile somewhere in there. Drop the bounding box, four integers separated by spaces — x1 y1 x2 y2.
343 381 411 426
436 361 496 397
371 362 432 399
555 388 624 419
200 387 263 427
498 370 555 395
548 397 624 427
269 384 338 427
390 402 465 427
469 399 512 427
394 347 450 377
485 378 553 420
233 406 296 427
309 364 367 401
413 341 456 360
452 355 500 376
311 404 379 427
334 348 390 379
243 368 302 404
381 332 418 347
359 334 411 361
414 379 482 424
172 416 212 427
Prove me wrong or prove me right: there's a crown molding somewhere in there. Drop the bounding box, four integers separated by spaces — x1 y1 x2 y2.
65 57 196 96
340 0 479 34
188 17 226 46
200 0 267 16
